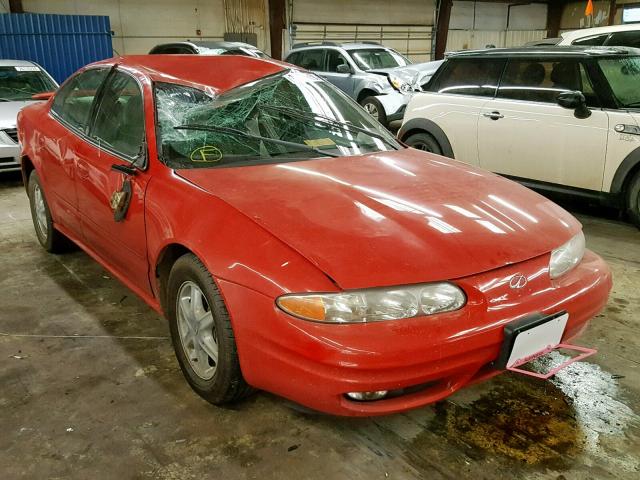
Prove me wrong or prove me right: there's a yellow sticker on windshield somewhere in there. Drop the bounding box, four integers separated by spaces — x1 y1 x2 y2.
190 145 223 163
304 138 335 147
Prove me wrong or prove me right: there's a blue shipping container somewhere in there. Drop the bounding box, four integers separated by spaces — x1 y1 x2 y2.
0 13 113 83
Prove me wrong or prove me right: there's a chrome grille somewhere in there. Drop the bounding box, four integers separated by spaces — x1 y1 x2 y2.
3 128 18 144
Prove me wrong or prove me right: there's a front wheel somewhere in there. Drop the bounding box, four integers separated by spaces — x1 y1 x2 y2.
359 96 387 125
404 132 443 155
626 170 640 228
167 253 253 404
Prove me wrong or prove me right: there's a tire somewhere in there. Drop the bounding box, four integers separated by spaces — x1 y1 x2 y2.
359 96 387 126
167 253 253 404
626 170 640 228
27 170 68 253
404 132 443 155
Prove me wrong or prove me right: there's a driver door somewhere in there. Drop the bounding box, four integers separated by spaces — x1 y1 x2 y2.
478 58 609 190
75 69 152 295
322 50 356 97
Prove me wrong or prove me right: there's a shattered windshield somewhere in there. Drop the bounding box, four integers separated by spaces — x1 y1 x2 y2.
0 66 56 102
154 69 401 169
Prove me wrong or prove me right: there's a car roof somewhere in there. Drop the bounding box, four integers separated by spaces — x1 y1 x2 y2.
289 41 387 51
446 45 640 58
561 23 640 42
155 41 260 50
0 59 39 67
92 55 289 93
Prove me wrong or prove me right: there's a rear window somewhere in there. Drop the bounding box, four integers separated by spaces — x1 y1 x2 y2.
428 58 506 97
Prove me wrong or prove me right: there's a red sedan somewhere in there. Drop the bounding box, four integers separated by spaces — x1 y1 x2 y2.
18 55 612 416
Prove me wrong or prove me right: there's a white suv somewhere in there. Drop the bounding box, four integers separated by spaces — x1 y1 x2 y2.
399 46 640 226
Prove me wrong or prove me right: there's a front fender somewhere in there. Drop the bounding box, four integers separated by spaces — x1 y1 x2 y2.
145 172 338 300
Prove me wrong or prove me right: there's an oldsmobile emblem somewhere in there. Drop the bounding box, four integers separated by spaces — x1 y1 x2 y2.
509 274 528 289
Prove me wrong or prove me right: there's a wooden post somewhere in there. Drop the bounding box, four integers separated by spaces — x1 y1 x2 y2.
547 0 564 39
268 0 286 60
434 0 453 60
9 0 24 13
608 0 617 26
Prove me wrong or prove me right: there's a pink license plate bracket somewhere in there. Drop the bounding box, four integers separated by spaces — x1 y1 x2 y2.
507 343 597 380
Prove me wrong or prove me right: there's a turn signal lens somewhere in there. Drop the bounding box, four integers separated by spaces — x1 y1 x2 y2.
276 283 466 323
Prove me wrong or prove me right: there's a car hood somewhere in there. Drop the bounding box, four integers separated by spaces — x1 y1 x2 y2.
178 149 581 289
0 100 36 129
369 60 445 89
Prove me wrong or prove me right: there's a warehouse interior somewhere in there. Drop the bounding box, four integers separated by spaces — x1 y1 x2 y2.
1 1 640 479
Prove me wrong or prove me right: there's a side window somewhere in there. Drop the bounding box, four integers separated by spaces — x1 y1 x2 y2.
51 68 109 132
572 34 609 46
498 59 583 104
286 52 300 65
297 49 325 71
90 71 145 159
605 31 640 48
579 62 600 107
429 59 505 97
326 50 349 72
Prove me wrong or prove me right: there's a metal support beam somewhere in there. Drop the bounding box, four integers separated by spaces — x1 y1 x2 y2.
9 0 24 13
547 0 564 38
269 0 286 60
434 0 453 60
608 0 617 26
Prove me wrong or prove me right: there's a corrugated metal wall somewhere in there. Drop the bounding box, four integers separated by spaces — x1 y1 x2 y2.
0 13 113 83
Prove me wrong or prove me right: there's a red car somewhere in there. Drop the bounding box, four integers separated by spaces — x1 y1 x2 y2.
18 55 612 416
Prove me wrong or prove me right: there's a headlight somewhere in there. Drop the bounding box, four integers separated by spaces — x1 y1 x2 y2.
388 74 412 93
549 231 585 279
276 283 466 323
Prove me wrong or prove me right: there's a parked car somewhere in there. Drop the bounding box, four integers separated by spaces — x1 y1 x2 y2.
526 24 640 48
399 46 640 227
0 60 57 173
18 55 611 416
149 40 269 58
284 41 441 125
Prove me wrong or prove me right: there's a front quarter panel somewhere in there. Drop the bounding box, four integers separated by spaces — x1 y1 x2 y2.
145 170 338 300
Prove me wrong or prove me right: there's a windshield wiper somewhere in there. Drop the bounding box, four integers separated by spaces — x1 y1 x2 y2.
173 124 340 158
260 104 399 150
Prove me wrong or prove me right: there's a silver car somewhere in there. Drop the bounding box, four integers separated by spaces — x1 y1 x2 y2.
284 41 442 126
1 60 58 172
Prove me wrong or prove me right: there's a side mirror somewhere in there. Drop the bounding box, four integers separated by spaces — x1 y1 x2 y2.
336 64 351 74
31 91 54 101
556 91 591 119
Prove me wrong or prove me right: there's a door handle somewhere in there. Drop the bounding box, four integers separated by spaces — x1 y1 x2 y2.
483 111 504 120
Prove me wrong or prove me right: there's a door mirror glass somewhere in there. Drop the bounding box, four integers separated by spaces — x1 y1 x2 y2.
336 63 351 74
557 90 591 119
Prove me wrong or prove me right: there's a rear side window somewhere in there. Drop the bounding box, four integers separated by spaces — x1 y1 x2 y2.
51 68 109 132
572 34 609 46
90 71 145 159
497 59 599 106
429 59 506 97
605 31 640 48
294 49 325 71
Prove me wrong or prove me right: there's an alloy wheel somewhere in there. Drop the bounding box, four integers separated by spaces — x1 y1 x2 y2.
364 102 379 119
176 281 218 380
33 184 48 238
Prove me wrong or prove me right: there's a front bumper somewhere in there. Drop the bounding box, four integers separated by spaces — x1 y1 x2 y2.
219 249 611 416
0 130 20 172
376 91 413 122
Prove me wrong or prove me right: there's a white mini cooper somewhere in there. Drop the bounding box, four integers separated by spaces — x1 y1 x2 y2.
399 46 640 227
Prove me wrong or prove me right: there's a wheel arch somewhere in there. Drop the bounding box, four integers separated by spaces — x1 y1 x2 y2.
356 88 379 103
610 146 640 197
21 155 35 190
398 118 455 158
155 242 196 314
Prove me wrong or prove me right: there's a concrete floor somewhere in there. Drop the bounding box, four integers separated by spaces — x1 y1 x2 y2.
1 171 639 479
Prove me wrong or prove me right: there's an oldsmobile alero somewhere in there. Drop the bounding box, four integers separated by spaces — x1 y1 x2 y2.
17 55 612 416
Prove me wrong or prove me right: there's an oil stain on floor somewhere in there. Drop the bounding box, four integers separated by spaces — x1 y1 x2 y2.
421 353 640 475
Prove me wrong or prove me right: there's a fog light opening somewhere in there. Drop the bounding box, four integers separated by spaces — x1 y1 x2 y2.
345 390 388 402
